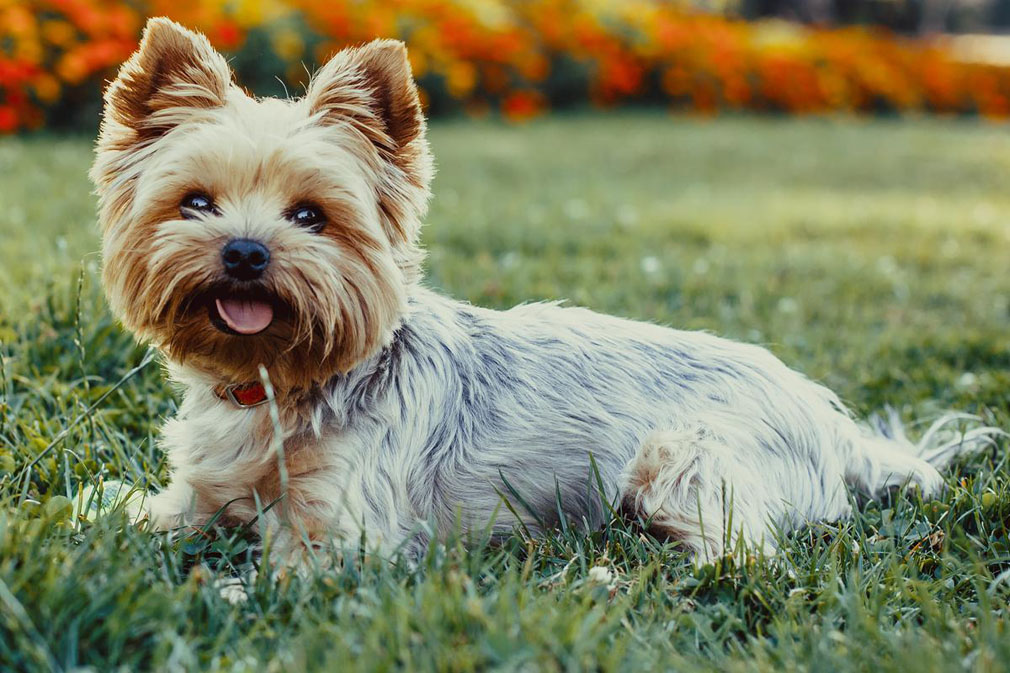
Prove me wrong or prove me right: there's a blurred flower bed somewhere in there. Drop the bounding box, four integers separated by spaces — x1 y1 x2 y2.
4 0 1010 133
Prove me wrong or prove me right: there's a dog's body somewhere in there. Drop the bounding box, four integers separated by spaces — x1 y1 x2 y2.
154 285 976 559
93 19 998 565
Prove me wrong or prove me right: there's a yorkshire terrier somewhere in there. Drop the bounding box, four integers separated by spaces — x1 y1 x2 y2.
92 18 1000 566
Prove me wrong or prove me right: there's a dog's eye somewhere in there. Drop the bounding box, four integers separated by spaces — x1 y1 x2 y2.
180 193 216 218
287 204 326 233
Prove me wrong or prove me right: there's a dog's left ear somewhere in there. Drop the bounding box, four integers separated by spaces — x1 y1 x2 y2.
306 39 428 183
102 17 234 137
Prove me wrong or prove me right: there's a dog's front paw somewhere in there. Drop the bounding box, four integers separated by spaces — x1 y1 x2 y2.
134 497 184 531
130 482 195 531
214 567 258 605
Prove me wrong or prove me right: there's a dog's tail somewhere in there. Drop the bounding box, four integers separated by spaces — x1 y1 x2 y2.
847 409 1004 496
868 408 1004 467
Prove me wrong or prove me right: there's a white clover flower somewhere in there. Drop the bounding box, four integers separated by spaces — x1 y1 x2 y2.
587 565 614 586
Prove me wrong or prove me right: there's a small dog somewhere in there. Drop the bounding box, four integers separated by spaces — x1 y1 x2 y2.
92 18 999 564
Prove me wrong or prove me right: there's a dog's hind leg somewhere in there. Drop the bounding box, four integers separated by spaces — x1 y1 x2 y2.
845 410 1004 498
621 423 780 560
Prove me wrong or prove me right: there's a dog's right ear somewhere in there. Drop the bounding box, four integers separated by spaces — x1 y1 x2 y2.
102 17 233 137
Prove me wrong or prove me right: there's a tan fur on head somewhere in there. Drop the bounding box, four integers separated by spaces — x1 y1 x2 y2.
91 18 433 392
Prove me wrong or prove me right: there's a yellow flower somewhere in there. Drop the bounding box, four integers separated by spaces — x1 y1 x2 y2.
15 40 43 66
234 0 290 29
42 19 76 48
2 5 36 36
271 27 304 62
446 61 478 98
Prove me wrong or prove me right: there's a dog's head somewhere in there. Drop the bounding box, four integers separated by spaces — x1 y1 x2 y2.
91 18 432 389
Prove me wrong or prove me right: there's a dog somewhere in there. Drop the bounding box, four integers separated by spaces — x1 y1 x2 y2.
91 18 1000 566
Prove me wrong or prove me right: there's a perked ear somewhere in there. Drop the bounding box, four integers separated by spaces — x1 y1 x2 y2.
103 17 233 135
306 39 426 166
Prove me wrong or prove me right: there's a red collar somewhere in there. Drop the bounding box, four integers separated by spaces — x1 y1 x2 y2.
214 381 269 408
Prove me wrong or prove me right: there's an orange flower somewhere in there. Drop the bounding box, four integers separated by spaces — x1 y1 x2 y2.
502 90 546 122
6 0 1010 135
55 50 87 84
41 19 76 47
32 72 60 102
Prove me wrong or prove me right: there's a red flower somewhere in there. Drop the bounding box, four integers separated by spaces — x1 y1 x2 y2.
211 19 243 51
502 90 546 122
0 106 19 133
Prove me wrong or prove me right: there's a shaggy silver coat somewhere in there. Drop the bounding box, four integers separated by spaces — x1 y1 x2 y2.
154 286 998 560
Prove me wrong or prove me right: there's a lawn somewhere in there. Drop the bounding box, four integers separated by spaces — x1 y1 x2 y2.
1 113 1010 672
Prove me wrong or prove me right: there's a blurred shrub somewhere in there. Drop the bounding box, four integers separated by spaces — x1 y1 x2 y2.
3 0 1010 133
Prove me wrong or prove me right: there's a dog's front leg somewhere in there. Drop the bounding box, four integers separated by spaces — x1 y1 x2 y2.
129 478 199 531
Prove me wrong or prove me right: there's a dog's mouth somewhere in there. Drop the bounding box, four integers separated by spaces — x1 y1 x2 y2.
203 289 280 336
213 295 273 335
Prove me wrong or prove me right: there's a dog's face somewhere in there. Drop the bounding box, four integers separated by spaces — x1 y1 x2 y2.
90 18 432 389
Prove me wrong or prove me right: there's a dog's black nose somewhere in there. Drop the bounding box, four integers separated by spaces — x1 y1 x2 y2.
221 239 270 281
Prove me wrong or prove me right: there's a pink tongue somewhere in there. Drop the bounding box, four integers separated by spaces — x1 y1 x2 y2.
215 298 274 335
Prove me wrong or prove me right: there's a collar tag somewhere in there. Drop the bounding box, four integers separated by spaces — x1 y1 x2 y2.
218 382 269 408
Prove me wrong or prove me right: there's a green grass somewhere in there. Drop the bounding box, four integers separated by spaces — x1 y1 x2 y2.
2 113 1010 672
